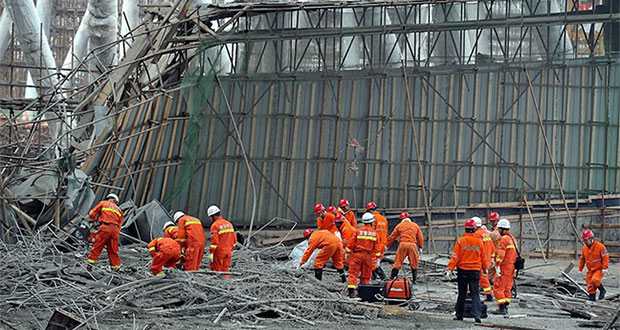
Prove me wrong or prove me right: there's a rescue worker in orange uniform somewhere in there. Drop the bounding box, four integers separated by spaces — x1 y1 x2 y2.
487 212 501 280
163 221 184 268
299 229 346 282
147 237 181 277
579 230 609 301
446 219 489 323
473 216 495 301
315 203 338 233
335 212 356 266
367 201 388 280
174 211 206 271
492 219 517 315
347 212 382 298
207 205 237 276
87 193 123 272
386 212 424 283
338 199 357 228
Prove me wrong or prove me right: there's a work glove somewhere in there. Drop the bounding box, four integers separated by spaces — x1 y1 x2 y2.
602 269 608 274
207 253 214 261
444 269 453 280
495 267 501 278
376 258 381 268
419 248 423 255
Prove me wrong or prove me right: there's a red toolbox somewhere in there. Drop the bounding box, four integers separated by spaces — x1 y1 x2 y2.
383 277 412 303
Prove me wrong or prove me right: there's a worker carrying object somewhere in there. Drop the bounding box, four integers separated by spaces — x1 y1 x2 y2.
338 199 357 228
299 229 346 282
473 216 495 301
579 230 609 301
335 212 355 266
491 219 517 315
174 210 206 271
315 204 338 234
386 212 424 284
207 205 237 277
367 201 388 281
86 193 123 273
347 212 382 298
147 237 181 277
446 219 489 323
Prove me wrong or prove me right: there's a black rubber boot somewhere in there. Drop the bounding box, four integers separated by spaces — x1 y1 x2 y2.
491 304 507 315
411 269 417 284
348 288 356 298
599 285 606 300
474 317 482 323
589 293 596 301
390 268 399 279
453 316 463 321
372 269 378 280
486 294 493 302
86 264 93 271
314 268 323 281
376 267 387 281
337 269 346 283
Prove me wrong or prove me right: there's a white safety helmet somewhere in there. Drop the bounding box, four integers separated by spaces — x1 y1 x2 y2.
207 205 221 217
497 219 510 229
173 211 185 222
361 212 375 224
162 221 175 231
106 193 119 203
472 217 482 228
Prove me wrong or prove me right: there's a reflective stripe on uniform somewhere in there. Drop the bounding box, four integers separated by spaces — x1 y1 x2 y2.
496 258 503 262
506 245 516 249
110 265 121 269
185 221 201 226
375 253 381 257
101 207 121 217
218 228 234 234
345 248 351 253
210 245 217 249
347 284 357 289
357 235 377 241
148 247 155 251
483 287 492 292
178 238 186 242
483 237 492 242
87 259 96 264
497 298 509 304
155 272 165 277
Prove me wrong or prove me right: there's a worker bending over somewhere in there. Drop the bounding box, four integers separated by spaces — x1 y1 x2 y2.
386 212 424 283
492 219 517 315
446 219 489 323
315 204 338 234
207 205 237 277
148 237 181 277
473 216 495 301
299 229 345 282
163 221 184 268
367 202 388 280
347 212 382 298
86 193 123 273
174 211 206 271
338 199 357 228
579 230 609 301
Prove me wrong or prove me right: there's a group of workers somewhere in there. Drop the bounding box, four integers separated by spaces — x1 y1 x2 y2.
86 193 611 315
447 212 610 322
86 193 237 278
299 199 424 299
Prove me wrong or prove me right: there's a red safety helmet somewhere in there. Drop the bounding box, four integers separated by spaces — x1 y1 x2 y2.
303 228 313 238
399 212 410 220
582 229 594 240
366 201 377 210
314 204 325 214
465 219 477 229
338 199 350 207
334 213 344 222
326 205 337 214
488 212 500 221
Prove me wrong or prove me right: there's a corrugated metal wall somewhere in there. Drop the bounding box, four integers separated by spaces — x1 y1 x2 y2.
95 58 620 225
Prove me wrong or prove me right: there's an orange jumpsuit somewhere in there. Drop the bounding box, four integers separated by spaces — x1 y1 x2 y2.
447 233 489 271
87 200 123 270
372 211 389 269
476 227 495 296
148 237 181 277
177 215 206 271
341 210 357 228
488 229 501 280
317 213 338 234
386 219 424 269
209 217 237 275
164 226 179 240
579 241 609 294
347 225 382 289
300 230 344 269
494 233 517 305
339 220 356 266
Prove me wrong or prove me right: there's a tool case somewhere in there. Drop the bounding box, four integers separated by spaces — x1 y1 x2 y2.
383 277 412 304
